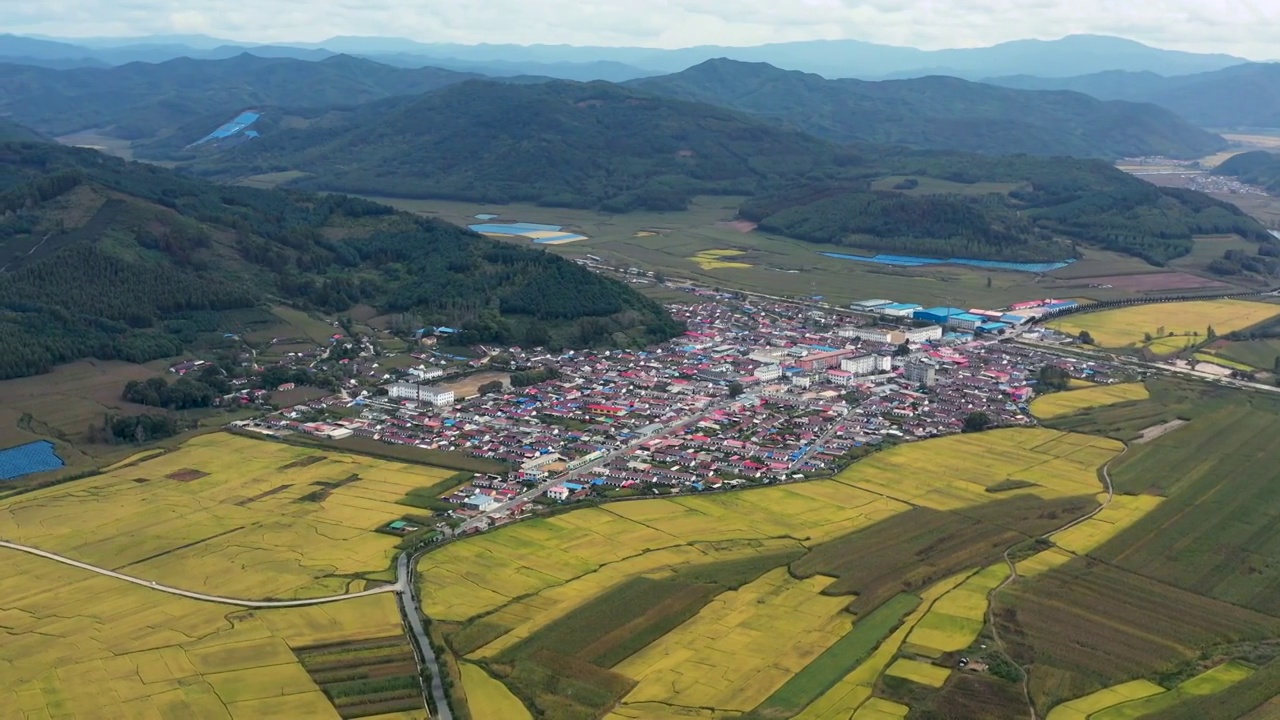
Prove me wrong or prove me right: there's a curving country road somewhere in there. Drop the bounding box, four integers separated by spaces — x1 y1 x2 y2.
0 540 402 608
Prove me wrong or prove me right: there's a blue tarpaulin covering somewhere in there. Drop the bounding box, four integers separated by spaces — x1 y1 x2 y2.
821 252 1073 273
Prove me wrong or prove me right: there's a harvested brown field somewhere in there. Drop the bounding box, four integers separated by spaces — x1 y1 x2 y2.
1067 272 1232 292
166 469 209 482
998 560 1280 714
281 456 327 470
714 220 758 232
438 371 511 400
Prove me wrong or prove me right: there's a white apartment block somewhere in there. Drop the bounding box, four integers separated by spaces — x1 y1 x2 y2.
756 364 783 382
840 355 893 375
903 325 944 342
837 327 895 343
387 382 455 405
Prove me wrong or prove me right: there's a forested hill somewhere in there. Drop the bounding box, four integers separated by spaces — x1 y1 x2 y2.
1214 151 1280 194
737 152 1272 265
0 119 49 143
628 59 1227 160
0 54 480 141
0 142 681 380
190 80 841 212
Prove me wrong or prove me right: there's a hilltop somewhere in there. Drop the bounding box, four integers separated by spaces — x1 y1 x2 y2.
0 54 480 141
630 59 1226 159
0 119 48 143
0 142 680 380
189 80 840 212
190 80 1267 265
988 63 1280 129
1214 151 1280 193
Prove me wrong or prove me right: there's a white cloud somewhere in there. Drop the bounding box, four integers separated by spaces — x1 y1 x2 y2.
5 0 1277 60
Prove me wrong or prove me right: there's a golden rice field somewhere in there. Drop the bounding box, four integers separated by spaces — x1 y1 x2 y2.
1017 494 1164 578
1030 383 1151 419
795 574 969 720
1045 679 1167 720
884 659 951 688
0 432 454 599
615 568 853 711
905 564 1009 657
690 248 752 269
0 546 407 719
459 663 531 720
1047 299 1280 349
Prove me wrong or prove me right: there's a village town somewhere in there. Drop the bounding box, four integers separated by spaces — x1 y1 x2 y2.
209 276 1129 531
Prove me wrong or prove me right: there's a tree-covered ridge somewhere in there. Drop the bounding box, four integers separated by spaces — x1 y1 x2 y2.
0 119 49 143
187 80 1267 265
629 59 1227 160
1214 151 1280 194
190 79 844 213
0 143 681 380
741 154 1271 264
0 54 479 140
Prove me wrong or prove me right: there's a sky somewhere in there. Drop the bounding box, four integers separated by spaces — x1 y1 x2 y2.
7 0 1277 59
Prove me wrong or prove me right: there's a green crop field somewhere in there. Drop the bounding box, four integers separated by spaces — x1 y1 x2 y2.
363 195 1245 309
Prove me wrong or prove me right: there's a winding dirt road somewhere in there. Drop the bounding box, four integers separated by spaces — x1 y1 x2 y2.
0 540 402 607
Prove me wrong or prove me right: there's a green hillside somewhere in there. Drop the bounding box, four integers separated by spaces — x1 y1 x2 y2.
0 118 49 143
630 59 1227 159
190 79 839 212
1215 151 1280 194
0 142 680 380
0 54 479 141
189 80 1268 265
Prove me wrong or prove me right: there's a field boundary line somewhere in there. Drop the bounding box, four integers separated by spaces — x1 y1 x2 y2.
0 540 402 607
986 441 1129 720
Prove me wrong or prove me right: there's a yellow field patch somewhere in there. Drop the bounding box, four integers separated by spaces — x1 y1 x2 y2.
1048 300 1280 348
0 432 453 599
614 568 854 713
0 533 406 718
1052 494 1163 556
906 564 1008 655
852 698 910 719
796 573 969 720
1045 679 1166 720
1031 383 1150 419
460 663 532 720
885 658 951 687
691 249 752 269
832 428 1122 511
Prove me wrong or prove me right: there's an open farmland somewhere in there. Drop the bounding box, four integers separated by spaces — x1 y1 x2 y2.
0 432 456 598
0 544 411 719
1030 382 1151 419
1047 299 1280 348
415 427 1125 719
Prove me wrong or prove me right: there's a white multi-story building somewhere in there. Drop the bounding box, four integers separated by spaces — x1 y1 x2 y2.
840 355 893 375
756 364 783 382
826 369 856 387
386 382 455 405
838 326 895 343
408 366 444 381
903 325 944 343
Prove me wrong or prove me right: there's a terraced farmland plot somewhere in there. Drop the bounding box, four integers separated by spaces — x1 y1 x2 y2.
0 432 454 599
1031 383 1150 419
0 548 407 719
1047 299 1280 349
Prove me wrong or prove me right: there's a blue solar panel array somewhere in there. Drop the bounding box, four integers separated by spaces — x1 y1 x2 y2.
820 252 1073 274
190 111 261 147
0 440 64 481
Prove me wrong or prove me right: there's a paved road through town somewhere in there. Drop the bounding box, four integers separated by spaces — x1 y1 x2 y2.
0 539 402 607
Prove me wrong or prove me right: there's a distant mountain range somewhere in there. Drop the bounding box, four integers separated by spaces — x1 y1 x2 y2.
989 63 1280 129
0 52 1226 162
631 59 1225 159
1 33 1258 81
0 55 480 139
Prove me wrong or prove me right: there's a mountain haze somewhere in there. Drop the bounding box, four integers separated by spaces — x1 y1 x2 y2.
3 33 1255 81
989 63 1280 129
631 59 1226 159
0 54 480 140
